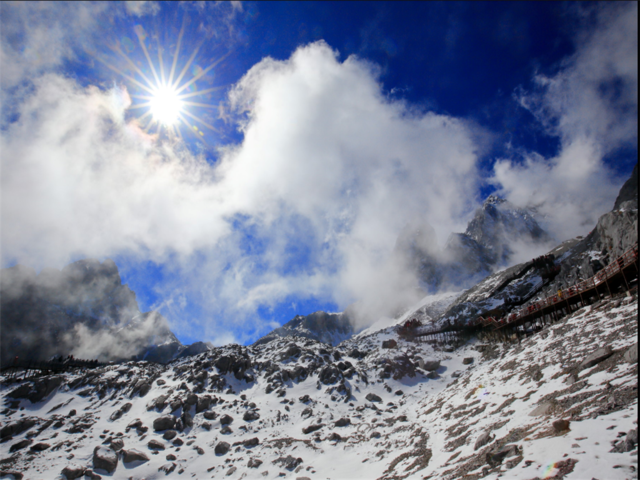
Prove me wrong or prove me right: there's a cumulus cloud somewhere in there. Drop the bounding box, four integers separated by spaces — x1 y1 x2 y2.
1 41 482 340
492 2 637 240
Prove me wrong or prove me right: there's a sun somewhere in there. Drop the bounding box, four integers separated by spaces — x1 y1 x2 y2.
149 84 183 126
97 22 227 140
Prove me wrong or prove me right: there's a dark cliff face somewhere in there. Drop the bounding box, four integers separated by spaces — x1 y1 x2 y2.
396 196 550 292
0 259 180 366
254 311 354 347
613 162 638 211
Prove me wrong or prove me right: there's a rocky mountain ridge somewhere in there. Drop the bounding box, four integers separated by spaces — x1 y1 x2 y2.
0 259 209 367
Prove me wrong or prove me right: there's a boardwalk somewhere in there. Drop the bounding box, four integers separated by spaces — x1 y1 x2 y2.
400 243 638 344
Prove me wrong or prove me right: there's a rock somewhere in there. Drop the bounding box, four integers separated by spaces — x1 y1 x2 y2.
158 462 177 474
220 414 234 425
203 411 217 420
9 438 33 452
148 439 165 450
172 437 184 446
215 441 230 455
123 448 150 463
487 444 519 466
10 376 64 403
93 446 118 473
248 458 263 468
108 437 124 451
421 359 440 371
138 383 151 397
301 407 313 418
157 379 166 386
462 357 474 365
61 464 86 479
162 429 177 440
334 417 350 427
623 343 638 363
366 393 382 403
444 345 455 353
185 393 198 405
318 365 342 385
220 426 233 434
395 390 404 396
226 466 237 476
196 395 211 413
529 401 553 416
275 455 303 470
329 432 342 442
148 395 169 411
30 442 51 451
579 347 614 370
302 424 324 434
1 417 37 439
68 409 76 417
299 394 310 403
201 422 212 431
153 415 177 431
126 418 142 430
382 339 397 349
552 419 570 433
370 431 381 439
195 446 204 455
243 437 260 447
451 371 462 378
474 431 493 451
181 410 193 428
166 454 177 461
426 371 439 379
243 410 260 421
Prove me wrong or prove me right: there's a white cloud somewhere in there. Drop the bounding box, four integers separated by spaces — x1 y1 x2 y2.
492 3 637 240
124 1 159 17
1 41 483 340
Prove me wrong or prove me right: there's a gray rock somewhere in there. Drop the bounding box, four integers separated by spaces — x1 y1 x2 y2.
275 455 303 471
158 462 177 474
370 431 381 439
579 347 614 370
462 357 474 365
529 401 553 416
243 437 260 447
9 438 33 452
215 441 230 455
162 429 177 440
220 426 233 434
153 415 176 431
487 444 519 466
1 417 37 439
30 442 51 452
138 383 151 397
382 339 397 349
196 395 211 413
421 359 440 371
474 431 493 451
552 419 570 433
248 457 263 468
181 410 193 429
166 454 177 461
203 411 217 420
220 414 234 425
93 446 118 473
334 417 350 427
186 393 198 405
148 439 165 450
172 437 184 446
123 448 150 463
302 423 324 434
226 466 237 476
110 438 124 451
623 343 638 364
426 371 439 379
366 393 382 403
61 464 86 479
243 410 260 421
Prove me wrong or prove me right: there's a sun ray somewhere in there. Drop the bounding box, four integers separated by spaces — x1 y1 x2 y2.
182 101 222 108
175 52 230 95
177 86 226 100
171 41 203 91
168 23 186 87
180 109 221 133
157 44 167 86
135 27 162 87
94 56 155 95
110 45 155 91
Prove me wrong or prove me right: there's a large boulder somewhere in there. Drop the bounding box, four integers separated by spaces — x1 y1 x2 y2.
123 449 149 463
366 393 382 403
579 347 614 370
474 431 493 450
9 376 64 403
61 464 86 479
220 414 234 425
243 410 260 421
623 343 638 364
93 446 118 473
420 359 440 371
1 417 37 439
153 415 176 431
215 441 230 455
318 365 342 385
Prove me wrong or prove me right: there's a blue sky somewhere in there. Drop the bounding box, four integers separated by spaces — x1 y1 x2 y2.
1 2 637 346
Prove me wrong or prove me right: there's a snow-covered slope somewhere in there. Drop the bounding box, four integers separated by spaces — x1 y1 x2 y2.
1 293 636 480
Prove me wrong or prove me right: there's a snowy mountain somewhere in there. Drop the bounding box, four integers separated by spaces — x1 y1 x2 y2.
0 165 637 479
0 259 209 367
396 195 551 292
254 311 354 347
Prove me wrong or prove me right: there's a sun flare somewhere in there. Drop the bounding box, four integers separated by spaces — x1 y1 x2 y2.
149 85 183 126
